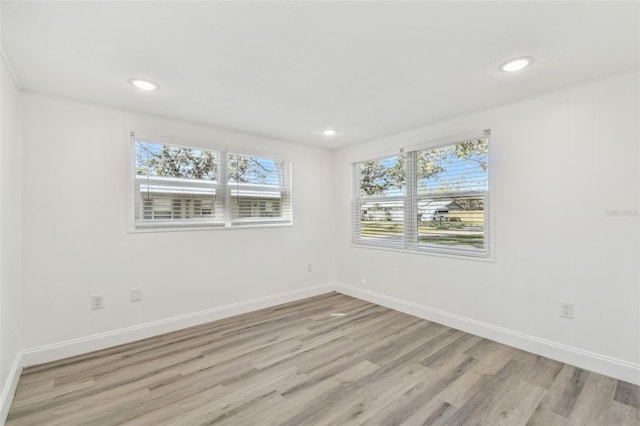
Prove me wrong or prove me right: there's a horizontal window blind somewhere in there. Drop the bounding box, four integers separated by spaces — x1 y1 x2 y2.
135 141 223 227
133 137 292 230
228 153 292 224
359 199 406 242
354 154 406 247
416 139 488 196
417 196 485 250
353 133 489 257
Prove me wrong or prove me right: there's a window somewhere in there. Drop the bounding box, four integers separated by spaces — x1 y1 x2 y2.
133 136 291 231
354 154 406 243
228 153 291 222
353 132 489 257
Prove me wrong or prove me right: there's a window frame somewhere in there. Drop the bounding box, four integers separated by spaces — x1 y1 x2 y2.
129 133 293 233
352 153 408 249
226 151 293 227
352 131 491 259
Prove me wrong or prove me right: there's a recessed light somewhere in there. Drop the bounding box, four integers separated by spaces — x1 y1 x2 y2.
499 57 534 73
129 78 159 91
322 129 337 137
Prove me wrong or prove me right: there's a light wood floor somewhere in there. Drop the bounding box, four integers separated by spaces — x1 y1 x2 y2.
6 293 640 425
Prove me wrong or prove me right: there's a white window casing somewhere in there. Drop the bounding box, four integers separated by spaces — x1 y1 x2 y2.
353 131 490 258
131 134 292 232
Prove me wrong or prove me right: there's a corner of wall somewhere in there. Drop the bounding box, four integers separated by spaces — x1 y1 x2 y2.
0 353 22 425
0 49 25 421
21 283 336 367
334 282 640 386
1 48 23 92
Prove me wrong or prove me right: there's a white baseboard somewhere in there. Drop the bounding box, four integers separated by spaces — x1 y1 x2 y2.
22 283 334 367
1 352 22 425
18 281 640 387
335 282 640 386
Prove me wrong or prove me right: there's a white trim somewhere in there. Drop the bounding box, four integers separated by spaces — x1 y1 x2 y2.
16 283 640 388
334 283 640 385
129 136 293 233
402 128 489 155
352 150 406 166
0 353 23 424
131 132 293 171
129 222 293 234
132 132 228 157
21 283 334 367
341 129 490 164
352 134 490 259
350 242 494 263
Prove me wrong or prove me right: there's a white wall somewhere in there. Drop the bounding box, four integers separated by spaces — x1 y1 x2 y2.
0 56 23 417
12 70 640 386
332 72 640 383
20 93 334 361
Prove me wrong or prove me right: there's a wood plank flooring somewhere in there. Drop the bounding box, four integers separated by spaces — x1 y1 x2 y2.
6 292 640 425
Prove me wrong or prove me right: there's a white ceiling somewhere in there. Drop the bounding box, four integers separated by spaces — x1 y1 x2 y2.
2 1 638 149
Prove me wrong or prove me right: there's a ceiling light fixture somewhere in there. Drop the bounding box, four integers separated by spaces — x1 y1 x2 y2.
129 78 159 91
499 57 534 73
322 129 337 137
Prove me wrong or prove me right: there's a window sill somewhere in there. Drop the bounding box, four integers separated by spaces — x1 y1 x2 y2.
129 221 293 233
350 241 494 263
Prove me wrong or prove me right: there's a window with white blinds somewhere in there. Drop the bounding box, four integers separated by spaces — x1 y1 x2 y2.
133 137 292 231
353 132 489 257
228 153 292 224
354 154 406 247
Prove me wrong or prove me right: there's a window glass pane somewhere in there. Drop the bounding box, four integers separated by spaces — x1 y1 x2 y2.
359 200 404 241
359 155 405 198
228 153 289 221
136 142 217 180
417 196 485 249
135 141 221 223
417 139 488 195
228 154 282 185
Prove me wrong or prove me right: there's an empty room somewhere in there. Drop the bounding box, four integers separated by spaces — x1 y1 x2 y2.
0 1 639 425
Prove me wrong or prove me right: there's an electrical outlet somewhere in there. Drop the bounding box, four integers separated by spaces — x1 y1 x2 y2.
560 301 574 319
131 287 142 303
91 295 104 310
307 262 312 273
